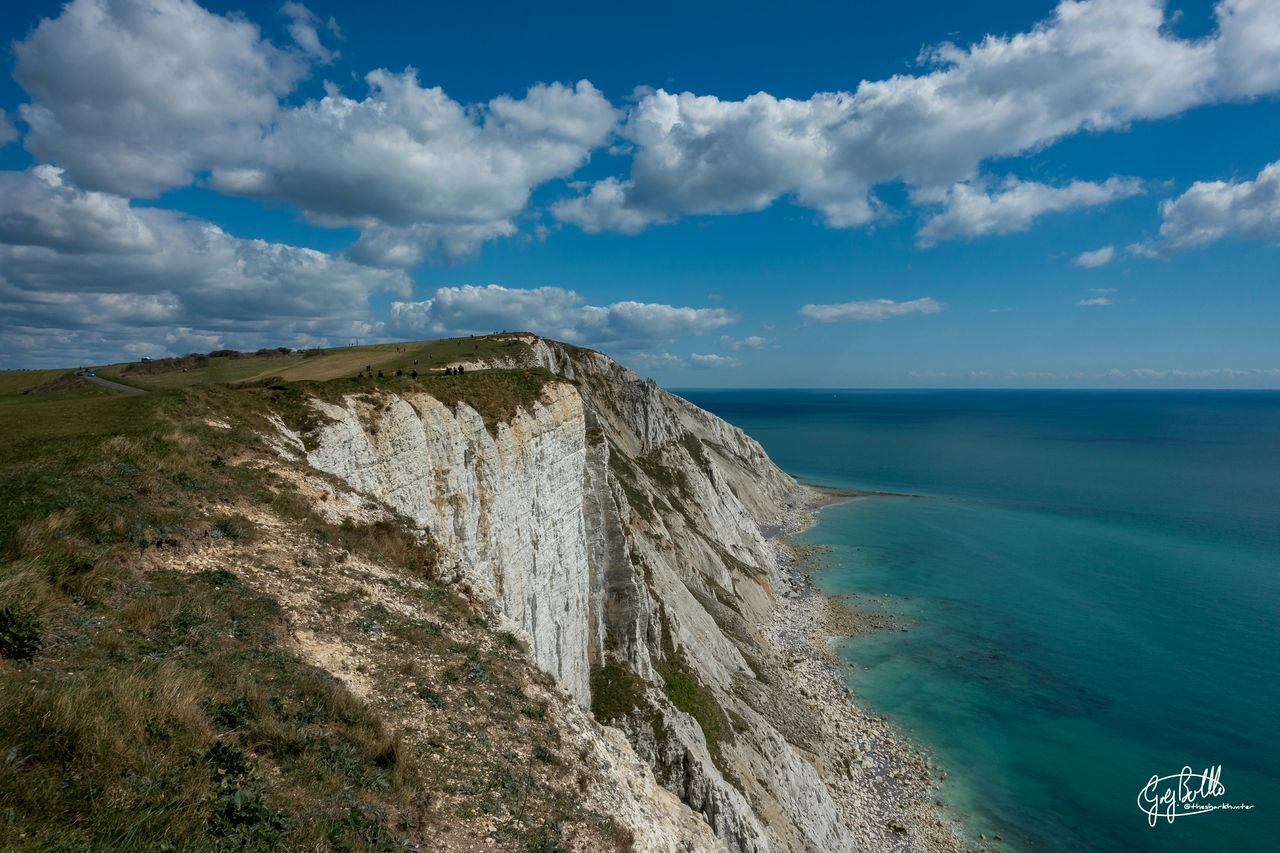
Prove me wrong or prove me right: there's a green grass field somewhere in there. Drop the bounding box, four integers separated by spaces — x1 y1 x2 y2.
89 333 534 391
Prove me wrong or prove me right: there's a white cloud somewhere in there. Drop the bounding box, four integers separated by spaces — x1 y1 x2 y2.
281 2 338 64
627 351 686 370
689 353 740 369
209 72 617 264
348 222 520 268
1104 367 1280 381
555 0 1280 233
799 297 943 322
14 0 309 197
1076 288 1114 305
388 284 733 349
554 177 670 234
1147 159 1280 252
1074 245 1116 267
11 0 617 264
720 334 770 350
0 167 407 364
0 110 17 146
917 177 1143 246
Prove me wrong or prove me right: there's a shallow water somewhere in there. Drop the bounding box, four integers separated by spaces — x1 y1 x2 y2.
680 389 1280 851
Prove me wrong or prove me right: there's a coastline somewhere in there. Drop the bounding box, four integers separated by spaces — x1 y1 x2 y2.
760 483 968 851
804 482 926 511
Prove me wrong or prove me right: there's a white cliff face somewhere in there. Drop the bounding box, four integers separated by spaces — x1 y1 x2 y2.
304 383 593 705
282 339 868 852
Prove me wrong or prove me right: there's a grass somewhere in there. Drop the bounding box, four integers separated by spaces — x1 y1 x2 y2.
0 369 72 396
246 366 558 438
0 383 428 848
0 372 628 849
655 653 736 772
87 333 536 391
1 568 420 850
589 660 651 723
96 352 309 390
607 448 657 523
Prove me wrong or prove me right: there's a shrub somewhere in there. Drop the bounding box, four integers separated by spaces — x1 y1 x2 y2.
209 698 250 730
589 660 648 723
416 686 446 708
0 606 41 662
210 515 253 541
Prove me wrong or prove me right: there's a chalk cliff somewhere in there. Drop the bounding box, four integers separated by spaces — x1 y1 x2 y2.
288 335 950 851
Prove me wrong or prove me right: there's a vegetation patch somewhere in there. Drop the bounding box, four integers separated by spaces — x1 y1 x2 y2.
589 659 651 723
0 606 41 662
0 366 630 849
608 448 657 523
656 654 735 769
392 368 555 433
635 448 695 520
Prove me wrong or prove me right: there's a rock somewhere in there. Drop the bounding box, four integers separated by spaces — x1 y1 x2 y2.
275 336 962 853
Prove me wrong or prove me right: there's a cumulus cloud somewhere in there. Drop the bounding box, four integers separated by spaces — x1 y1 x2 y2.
555 0 1280 233
387 284 733 349
0 167 407 364
0 110 17 146
799 297 942 322
210 72 618 263
281 2 338 63
916 177 1143 246
720 334 770 350
1074 245 1116 267
1146 159 1280 252
14 0 309 197
11 0 617 264
627 351 686 370
689 353 740 369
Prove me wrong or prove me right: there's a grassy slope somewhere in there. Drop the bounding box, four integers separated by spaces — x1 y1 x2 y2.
0 357 624 850
92 334 533 391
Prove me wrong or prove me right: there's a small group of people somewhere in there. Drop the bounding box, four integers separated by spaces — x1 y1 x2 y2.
355 362 470 381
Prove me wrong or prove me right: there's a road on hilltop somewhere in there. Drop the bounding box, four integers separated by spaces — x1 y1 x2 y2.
84 374 147 395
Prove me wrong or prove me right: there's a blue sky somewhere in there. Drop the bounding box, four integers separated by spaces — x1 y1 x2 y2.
0 0 1277 386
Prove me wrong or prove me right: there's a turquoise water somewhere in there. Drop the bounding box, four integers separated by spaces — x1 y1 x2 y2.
679 390 1280 852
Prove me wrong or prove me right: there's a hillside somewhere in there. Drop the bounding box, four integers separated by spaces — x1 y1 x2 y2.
86 335 535 391
0 335 959 851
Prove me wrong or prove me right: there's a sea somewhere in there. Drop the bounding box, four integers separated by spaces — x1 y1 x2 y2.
678 389 1280 852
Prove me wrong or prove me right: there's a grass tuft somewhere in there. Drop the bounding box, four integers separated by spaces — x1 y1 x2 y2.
0 606 41 661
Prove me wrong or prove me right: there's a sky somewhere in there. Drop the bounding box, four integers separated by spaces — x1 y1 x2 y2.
0 0 1278 387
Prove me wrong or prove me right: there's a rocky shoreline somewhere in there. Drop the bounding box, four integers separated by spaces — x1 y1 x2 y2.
758 484 969 852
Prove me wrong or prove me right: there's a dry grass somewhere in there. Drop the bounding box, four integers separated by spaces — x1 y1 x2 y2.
0 377 630 850
89 333 536 390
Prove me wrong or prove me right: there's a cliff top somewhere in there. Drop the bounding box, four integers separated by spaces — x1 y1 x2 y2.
0 362 648 848
76 332 550 391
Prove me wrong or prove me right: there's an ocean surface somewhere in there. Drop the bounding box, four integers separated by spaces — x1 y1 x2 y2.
678 390 1280 852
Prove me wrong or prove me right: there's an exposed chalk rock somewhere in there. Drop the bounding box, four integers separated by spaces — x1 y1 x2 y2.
305 383 593 704
282 335 955 852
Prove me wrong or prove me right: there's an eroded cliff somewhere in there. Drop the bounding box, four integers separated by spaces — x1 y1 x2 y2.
285 335 955 852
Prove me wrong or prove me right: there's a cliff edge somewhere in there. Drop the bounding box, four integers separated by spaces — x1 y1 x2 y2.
280 335 961 852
